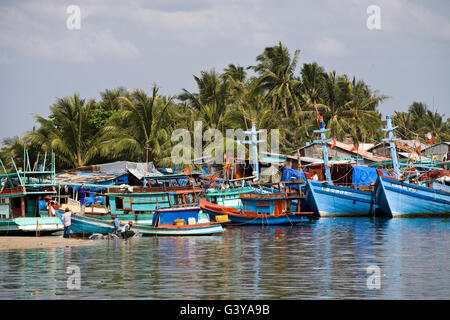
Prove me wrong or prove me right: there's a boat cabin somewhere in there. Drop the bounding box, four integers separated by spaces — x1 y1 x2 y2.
107 174 202 215
0 155 57 219
205 178 254 208
0 152 63 235
307 163 388 191
240 193 303 216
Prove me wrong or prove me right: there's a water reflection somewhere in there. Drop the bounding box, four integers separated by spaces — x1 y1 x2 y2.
0 218 448 299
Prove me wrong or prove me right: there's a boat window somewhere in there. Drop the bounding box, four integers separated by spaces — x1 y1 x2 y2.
115 197 123 210
11 198 21 209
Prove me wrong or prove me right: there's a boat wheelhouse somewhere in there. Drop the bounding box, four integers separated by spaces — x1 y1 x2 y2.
0 152 63 235
203 177 255 209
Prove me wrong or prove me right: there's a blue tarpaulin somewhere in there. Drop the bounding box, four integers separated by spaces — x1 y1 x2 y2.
71 174 128 192
280 167 306 190
83 196 106 207
39 200 47 210
351 165 388 187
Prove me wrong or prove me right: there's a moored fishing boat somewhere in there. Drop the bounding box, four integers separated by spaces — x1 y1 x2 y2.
374 175 450 217
304 117 387 217
56 205 226 236
80 173 211 225
200 192 313 225
373 116 450 217
305 178 377 217
0 152 63 235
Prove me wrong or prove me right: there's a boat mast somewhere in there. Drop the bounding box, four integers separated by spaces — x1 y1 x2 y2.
240 120 264 181
381 116 400 179
313 116 333 184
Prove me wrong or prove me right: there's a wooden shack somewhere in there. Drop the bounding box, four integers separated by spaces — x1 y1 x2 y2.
424 142 450 161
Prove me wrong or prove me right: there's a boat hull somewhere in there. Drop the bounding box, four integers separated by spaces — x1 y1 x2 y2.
55 210 224 236
0 217 63 236
375 176 450 217
305 180 375 217
132 223 224 236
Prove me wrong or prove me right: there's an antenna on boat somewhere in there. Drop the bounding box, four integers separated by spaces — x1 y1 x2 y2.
381 116 400 179
239 120 264 181
313 116 333 184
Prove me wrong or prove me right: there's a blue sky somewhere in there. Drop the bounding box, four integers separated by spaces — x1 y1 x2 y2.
1 0 449 141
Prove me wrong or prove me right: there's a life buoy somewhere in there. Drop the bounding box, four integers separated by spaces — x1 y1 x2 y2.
432 155 438 163
411 154 418 163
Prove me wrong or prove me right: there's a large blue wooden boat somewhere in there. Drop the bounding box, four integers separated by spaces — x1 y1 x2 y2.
374 175 450 217
305 179 376 217
372 116 450 217
303 117 385 217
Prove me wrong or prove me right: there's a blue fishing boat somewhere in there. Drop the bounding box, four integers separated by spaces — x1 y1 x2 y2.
373 116 450 217
375 175 450 217
56 205 226 236
304 117 387 217
305 179 376 217
200 192 313 225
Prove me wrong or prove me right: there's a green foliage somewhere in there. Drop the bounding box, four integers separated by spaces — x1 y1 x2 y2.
2 43 449 170
392 102 450 143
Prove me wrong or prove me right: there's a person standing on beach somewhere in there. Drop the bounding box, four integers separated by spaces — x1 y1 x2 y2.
62 208 72 238
112 215 121 236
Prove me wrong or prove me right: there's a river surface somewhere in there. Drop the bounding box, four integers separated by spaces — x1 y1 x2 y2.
0 218 448 299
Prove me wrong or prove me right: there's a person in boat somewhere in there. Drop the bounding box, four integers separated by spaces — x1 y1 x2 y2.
62 208 72 238
48 200 56 216
112 214 121 236
121 221 134 239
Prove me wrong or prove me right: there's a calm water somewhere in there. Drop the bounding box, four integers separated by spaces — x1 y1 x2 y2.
0 218 449 299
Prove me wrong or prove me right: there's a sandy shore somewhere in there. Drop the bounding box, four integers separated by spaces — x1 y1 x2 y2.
0 236 96 250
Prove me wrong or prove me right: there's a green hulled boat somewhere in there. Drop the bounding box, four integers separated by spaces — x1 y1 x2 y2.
0 152 63 236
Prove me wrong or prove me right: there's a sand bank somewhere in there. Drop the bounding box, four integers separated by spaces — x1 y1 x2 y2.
0 236 96 250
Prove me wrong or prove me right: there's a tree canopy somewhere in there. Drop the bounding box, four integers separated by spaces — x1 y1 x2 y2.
1 43 448 170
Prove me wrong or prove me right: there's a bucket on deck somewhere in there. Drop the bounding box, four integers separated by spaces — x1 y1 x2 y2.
174 219 185 226
215 215 229 222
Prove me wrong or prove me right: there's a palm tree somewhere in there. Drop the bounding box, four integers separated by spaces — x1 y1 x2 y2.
312 71 349 140
0 136 41 172
250 42 302 120
98 86 176 165
299 62 327 124
392 111 416 140
420 109 450 143
26 94 97 168
408 102 428 122
222 64 247 97
339 79 387 144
